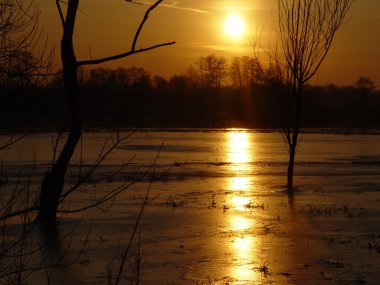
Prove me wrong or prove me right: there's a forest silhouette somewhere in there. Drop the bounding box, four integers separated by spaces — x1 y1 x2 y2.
1 59 378 130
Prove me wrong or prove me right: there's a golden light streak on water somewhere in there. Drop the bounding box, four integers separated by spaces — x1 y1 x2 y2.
229 215 253 231
229 196 251 212
227 132 250 165
229 176 251 191
231 236 259 282
225 130 260 281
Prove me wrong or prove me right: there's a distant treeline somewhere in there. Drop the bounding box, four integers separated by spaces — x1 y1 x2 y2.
0 54 379 130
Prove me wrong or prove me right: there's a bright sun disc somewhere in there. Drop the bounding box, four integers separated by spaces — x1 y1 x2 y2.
224 15 245 38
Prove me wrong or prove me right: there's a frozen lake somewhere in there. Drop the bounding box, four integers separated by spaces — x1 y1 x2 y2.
2 130 380 284
4 130 380 185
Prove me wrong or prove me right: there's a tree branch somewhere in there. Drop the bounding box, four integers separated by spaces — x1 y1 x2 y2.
77 0 175 67
132 0 163 51
56 0 66 27
77 41 175 67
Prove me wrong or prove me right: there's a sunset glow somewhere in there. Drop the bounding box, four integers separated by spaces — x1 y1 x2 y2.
224 14 245 39
35 1 380 85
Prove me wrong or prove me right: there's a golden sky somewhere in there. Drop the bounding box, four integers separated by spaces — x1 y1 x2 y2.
38 0 380 86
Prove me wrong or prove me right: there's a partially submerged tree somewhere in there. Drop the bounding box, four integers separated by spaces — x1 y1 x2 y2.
37 0 175 223
276 0 353 192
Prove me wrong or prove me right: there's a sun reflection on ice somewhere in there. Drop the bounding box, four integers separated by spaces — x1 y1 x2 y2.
229 196 251 212
227 132 251 167
232 236 258 281
225 130 261 282
226 131 256 199
230 176 251 191
230 215 252 231
226 130 256 208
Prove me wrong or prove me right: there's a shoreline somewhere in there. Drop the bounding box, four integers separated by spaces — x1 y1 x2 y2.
2 127 380 135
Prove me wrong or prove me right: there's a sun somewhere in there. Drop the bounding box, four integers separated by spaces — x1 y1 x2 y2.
224 14 245 39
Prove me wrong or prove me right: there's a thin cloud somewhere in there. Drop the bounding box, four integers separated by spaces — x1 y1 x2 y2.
134 0 209 14
128 0 273 14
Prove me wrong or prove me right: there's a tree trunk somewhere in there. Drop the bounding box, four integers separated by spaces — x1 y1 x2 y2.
37 0 80 224
287 143 296 192
286 81 302 194
37 125 81 223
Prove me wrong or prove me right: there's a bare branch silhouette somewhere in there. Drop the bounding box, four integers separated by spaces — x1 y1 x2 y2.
78 42 175 67
37 0 175 223
275 0 353 192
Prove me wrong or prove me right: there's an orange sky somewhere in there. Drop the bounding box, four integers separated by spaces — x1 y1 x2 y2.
38 0 380 86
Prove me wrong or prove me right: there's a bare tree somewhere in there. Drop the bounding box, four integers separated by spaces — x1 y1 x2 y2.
276 0 353 192
198 54 227 127
0 0 52 87
37 0 175 224
230 56 264 91
355 76 376 95
0 0 52 151
198 54 227 90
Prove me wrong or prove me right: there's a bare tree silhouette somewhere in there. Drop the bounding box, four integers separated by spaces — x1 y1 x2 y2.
355 76 376 96
198 54 227 127
0 0 52 86
0 0 53 149
37 0 175 224
276 0 353 192
230 56 265 91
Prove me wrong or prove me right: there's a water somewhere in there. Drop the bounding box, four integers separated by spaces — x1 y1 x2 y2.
3 130 380 190
2 130 380 284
